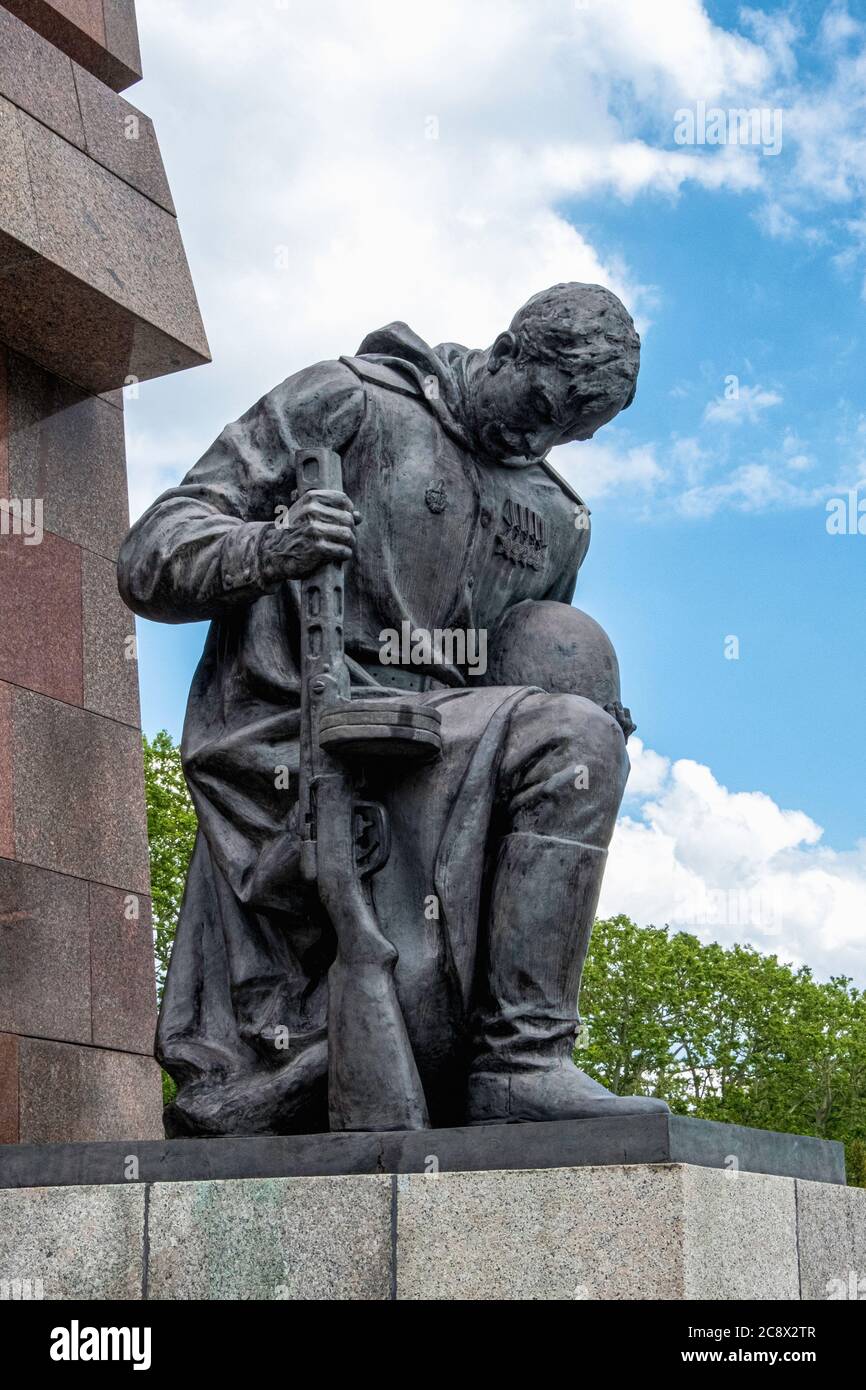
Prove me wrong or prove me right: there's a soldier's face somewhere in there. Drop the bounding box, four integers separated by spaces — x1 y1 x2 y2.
473 339 629 460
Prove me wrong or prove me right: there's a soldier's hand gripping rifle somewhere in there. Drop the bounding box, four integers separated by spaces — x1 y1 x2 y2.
294 448 438 1132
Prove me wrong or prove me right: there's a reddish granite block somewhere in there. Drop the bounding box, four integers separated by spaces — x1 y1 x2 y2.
81 547 140 725
0 527 84 705
0 347 8 496
6 351 129 560
73 63 175 214
89 883 156 1054
38 0 106 44
0 112 210 394
10 687 150 894
0 858 91 1042
3 1 142 93
102 0 141 83
0 1033 18 1143
0 682 13 861
18 1037 162 1142
0 256 209 397
0 7 85 149
0 95 41 267
20 112 209 361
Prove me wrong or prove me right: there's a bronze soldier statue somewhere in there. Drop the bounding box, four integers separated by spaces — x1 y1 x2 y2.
119 281 669 1136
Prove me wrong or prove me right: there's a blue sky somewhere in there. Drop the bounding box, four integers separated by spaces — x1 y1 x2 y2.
129 0 866 979
573 178 866 850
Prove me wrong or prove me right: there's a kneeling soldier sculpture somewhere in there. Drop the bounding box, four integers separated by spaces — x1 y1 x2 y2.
119 281 669 1136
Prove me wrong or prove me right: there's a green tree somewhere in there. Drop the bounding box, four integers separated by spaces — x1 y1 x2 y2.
142 731 197 1117
579 916 866 1185
143 731 198 996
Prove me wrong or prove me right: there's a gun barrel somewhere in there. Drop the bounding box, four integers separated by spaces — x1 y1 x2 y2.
296 447 350 879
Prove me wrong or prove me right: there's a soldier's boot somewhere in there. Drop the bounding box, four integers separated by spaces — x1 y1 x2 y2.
466 831 669 1124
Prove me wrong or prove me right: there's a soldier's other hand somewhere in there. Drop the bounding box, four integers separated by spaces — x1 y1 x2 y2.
604 700 636 742
261 489 357 580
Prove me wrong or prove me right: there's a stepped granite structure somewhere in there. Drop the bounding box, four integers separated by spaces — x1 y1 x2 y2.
0 0 209 1145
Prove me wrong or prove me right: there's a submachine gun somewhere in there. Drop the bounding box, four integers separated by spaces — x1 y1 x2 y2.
294 447 442 1132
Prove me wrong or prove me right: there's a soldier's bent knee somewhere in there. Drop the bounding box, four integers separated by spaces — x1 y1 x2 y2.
534 691 629 787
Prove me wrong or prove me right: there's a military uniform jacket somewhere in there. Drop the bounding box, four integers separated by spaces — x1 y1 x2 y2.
118 327 590 907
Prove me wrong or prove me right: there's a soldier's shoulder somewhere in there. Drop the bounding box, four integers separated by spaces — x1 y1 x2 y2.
241 358 366 439
273 357 367 407
338 354 423 399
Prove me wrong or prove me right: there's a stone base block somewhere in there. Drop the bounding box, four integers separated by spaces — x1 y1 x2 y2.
0 1113 846 1188
7 1039 163 1144
1 1163 864 1301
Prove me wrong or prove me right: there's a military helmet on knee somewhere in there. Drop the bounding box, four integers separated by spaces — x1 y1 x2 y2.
486 599 623 712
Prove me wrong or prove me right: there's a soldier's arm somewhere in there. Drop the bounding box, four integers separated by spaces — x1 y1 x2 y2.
118 361 365 623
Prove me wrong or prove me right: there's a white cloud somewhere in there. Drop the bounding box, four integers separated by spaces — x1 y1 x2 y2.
756 8 866 249
621 738 671 798
126 0 788 490
125 424 203 522
577 0 773 102
675 462 822 517
551 437 665 502
121 0 866 527
703 384 783 425
670 435 711 484
604 738 866 981
782 429 814 471
536 140 763 202
819 2 864 51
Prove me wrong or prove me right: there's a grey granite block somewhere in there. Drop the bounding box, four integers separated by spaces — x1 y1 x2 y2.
81 547 141 725
0 1182 144 1299
681 1163 798 1300
396 1163 684 1300
395 1163 800 1301
0 1163 831 1301
0 345 8 494
147 1175 392 1301
797 1178 866 1300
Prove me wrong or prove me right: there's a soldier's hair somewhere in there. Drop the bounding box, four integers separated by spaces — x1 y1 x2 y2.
509 282 641 414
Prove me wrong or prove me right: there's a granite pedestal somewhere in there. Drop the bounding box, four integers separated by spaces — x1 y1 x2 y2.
0 1118 859 1301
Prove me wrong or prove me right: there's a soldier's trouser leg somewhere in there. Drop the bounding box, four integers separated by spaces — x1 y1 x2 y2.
466 692 669 1123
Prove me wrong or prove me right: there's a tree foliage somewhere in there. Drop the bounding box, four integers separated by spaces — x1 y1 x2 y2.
142 730 197 1000
142 733 865 1179
580 915 866 1183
